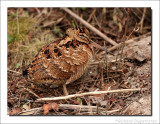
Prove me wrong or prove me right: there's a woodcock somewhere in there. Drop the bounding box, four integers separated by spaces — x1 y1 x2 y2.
23 28 93 96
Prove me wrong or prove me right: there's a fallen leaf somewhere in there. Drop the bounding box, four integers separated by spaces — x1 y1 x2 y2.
43 102 59 115
22 104 30 111
9 107 21 115
43 104 49 115
50 102 59 111
10 81 16 93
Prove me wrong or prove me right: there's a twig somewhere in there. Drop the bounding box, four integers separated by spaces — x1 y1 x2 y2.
42 17 64 28
103 41 109 82
118 8 130 68
62 8 118 46
139 8 147 34
94 15 101 29
16 9 19 35
36 88 147 102
131 8 141 20
104 39 108 62
35 8 41 17
18 86 40 98
59 104 104 112
106 109 121 114
7 68 22 75
87 8 96 22
24 87 40 98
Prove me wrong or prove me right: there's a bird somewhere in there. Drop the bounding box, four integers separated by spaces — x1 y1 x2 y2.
23 27 93 96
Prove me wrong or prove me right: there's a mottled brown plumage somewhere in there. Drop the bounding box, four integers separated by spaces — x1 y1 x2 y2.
23 28 93 95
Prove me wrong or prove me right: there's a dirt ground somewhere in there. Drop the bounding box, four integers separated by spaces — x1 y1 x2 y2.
7 8 151 115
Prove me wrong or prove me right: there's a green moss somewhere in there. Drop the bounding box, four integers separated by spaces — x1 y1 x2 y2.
8 15 36 44
80 8 86 11
7 10 55 70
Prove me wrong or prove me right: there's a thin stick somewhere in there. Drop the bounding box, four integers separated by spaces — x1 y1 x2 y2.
87 8 96 22
118 8 130 68
7 68 22 75
59 104 104 112
62 8 118 46
16 9 19 35
103 41 109 83
24 87 40 98
139 8 147 34
36 88 147 102
18 86 40 98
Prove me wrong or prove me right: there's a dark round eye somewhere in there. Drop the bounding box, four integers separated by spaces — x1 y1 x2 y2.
79 34 84 37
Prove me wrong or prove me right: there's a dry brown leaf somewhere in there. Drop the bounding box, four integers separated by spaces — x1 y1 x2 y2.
43 102 59 115
10 81 16 93
9 107 21 115
50 102 59 111
22 104 30 111
43 104 49 115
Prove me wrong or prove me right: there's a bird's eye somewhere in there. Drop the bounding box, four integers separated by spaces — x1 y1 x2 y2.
79 34 84 37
